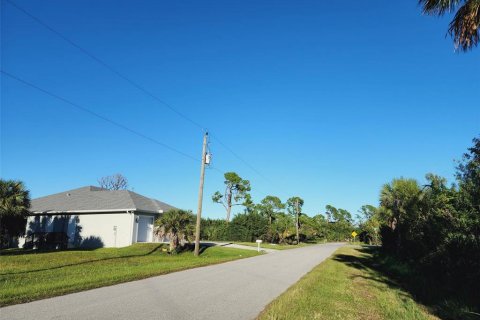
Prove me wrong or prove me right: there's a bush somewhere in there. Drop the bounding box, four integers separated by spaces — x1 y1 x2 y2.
200 218 229 241
227 212 268 242
374 137 480 314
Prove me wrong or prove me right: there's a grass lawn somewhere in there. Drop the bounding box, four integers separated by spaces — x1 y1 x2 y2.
0 243 259 307
257 246 438 320
234 242 316 250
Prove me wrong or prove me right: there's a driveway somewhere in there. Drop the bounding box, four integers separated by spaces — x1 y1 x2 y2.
0 243 343 320
220 242 279 253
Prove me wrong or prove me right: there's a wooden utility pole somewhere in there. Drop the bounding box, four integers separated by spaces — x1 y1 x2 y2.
194 132 208 256
295 199 300 245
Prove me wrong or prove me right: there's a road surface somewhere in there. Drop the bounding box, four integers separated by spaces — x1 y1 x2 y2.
0 243 343 320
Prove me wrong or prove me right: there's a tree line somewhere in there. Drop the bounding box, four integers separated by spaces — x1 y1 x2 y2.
153 169 359 252
156 201 357 253
0 171 357 250
357 136 480 307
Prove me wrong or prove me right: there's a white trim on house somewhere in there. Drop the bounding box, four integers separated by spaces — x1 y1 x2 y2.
31 209 135 214
31 209 164 215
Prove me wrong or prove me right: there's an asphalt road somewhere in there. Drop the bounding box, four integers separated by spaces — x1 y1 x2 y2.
0 243 343 320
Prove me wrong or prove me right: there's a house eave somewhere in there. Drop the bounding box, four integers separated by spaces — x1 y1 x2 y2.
136 209 164 214
29 208 164 215
30 208 137 215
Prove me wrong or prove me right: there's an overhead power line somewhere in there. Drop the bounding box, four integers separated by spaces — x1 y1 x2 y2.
1 70 200 163
5 0 204 131
5 0 270 183
210 134 271 182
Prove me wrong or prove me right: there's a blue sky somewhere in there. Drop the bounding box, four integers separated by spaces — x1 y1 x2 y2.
1 0 479 220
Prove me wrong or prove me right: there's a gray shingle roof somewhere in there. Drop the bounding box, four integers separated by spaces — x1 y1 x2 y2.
30 186 176 214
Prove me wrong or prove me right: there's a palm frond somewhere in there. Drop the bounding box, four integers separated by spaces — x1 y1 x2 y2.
448 0 480 51
0 179 31 217
419 0 464 15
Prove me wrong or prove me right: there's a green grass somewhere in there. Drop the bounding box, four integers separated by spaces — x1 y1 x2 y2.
234 242 315 250
369 249 479 319
257 246 438 320
0 243 259 306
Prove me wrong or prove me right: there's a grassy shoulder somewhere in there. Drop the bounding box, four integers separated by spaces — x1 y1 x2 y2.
234 241 317 250
257 246 438 320
0 243 259 306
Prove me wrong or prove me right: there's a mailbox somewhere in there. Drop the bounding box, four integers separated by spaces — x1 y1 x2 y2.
255 239 263 252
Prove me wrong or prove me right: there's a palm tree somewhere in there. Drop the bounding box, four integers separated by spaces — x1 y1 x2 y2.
155 209 195 253
0 180 31 248
379 178 421 253
419 0 480 51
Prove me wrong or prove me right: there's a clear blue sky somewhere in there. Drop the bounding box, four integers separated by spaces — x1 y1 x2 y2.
1 0 479 220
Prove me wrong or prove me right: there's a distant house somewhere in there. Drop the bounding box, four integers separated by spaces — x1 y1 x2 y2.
20 186 175 249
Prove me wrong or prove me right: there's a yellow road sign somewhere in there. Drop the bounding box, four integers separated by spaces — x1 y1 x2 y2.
351 231 357 237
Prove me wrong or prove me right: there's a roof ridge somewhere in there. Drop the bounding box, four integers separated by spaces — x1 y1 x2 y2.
126 189 158 202
126 190 176 212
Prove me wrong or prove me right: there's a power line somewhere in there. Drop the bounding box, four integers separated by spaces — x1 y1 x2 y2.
3 68 232 178
2 71 270 199
5 0 204 131
210 134 271 183
5 0 270 183
1 70 200 163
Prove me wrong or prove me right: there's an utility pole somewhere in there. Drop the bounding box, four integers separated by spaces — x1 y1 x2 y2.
194 132 208 256
295 199 300 245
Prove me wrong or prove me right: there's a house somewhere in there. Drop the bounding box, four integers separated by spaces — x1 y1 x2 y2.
20 186 176 248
